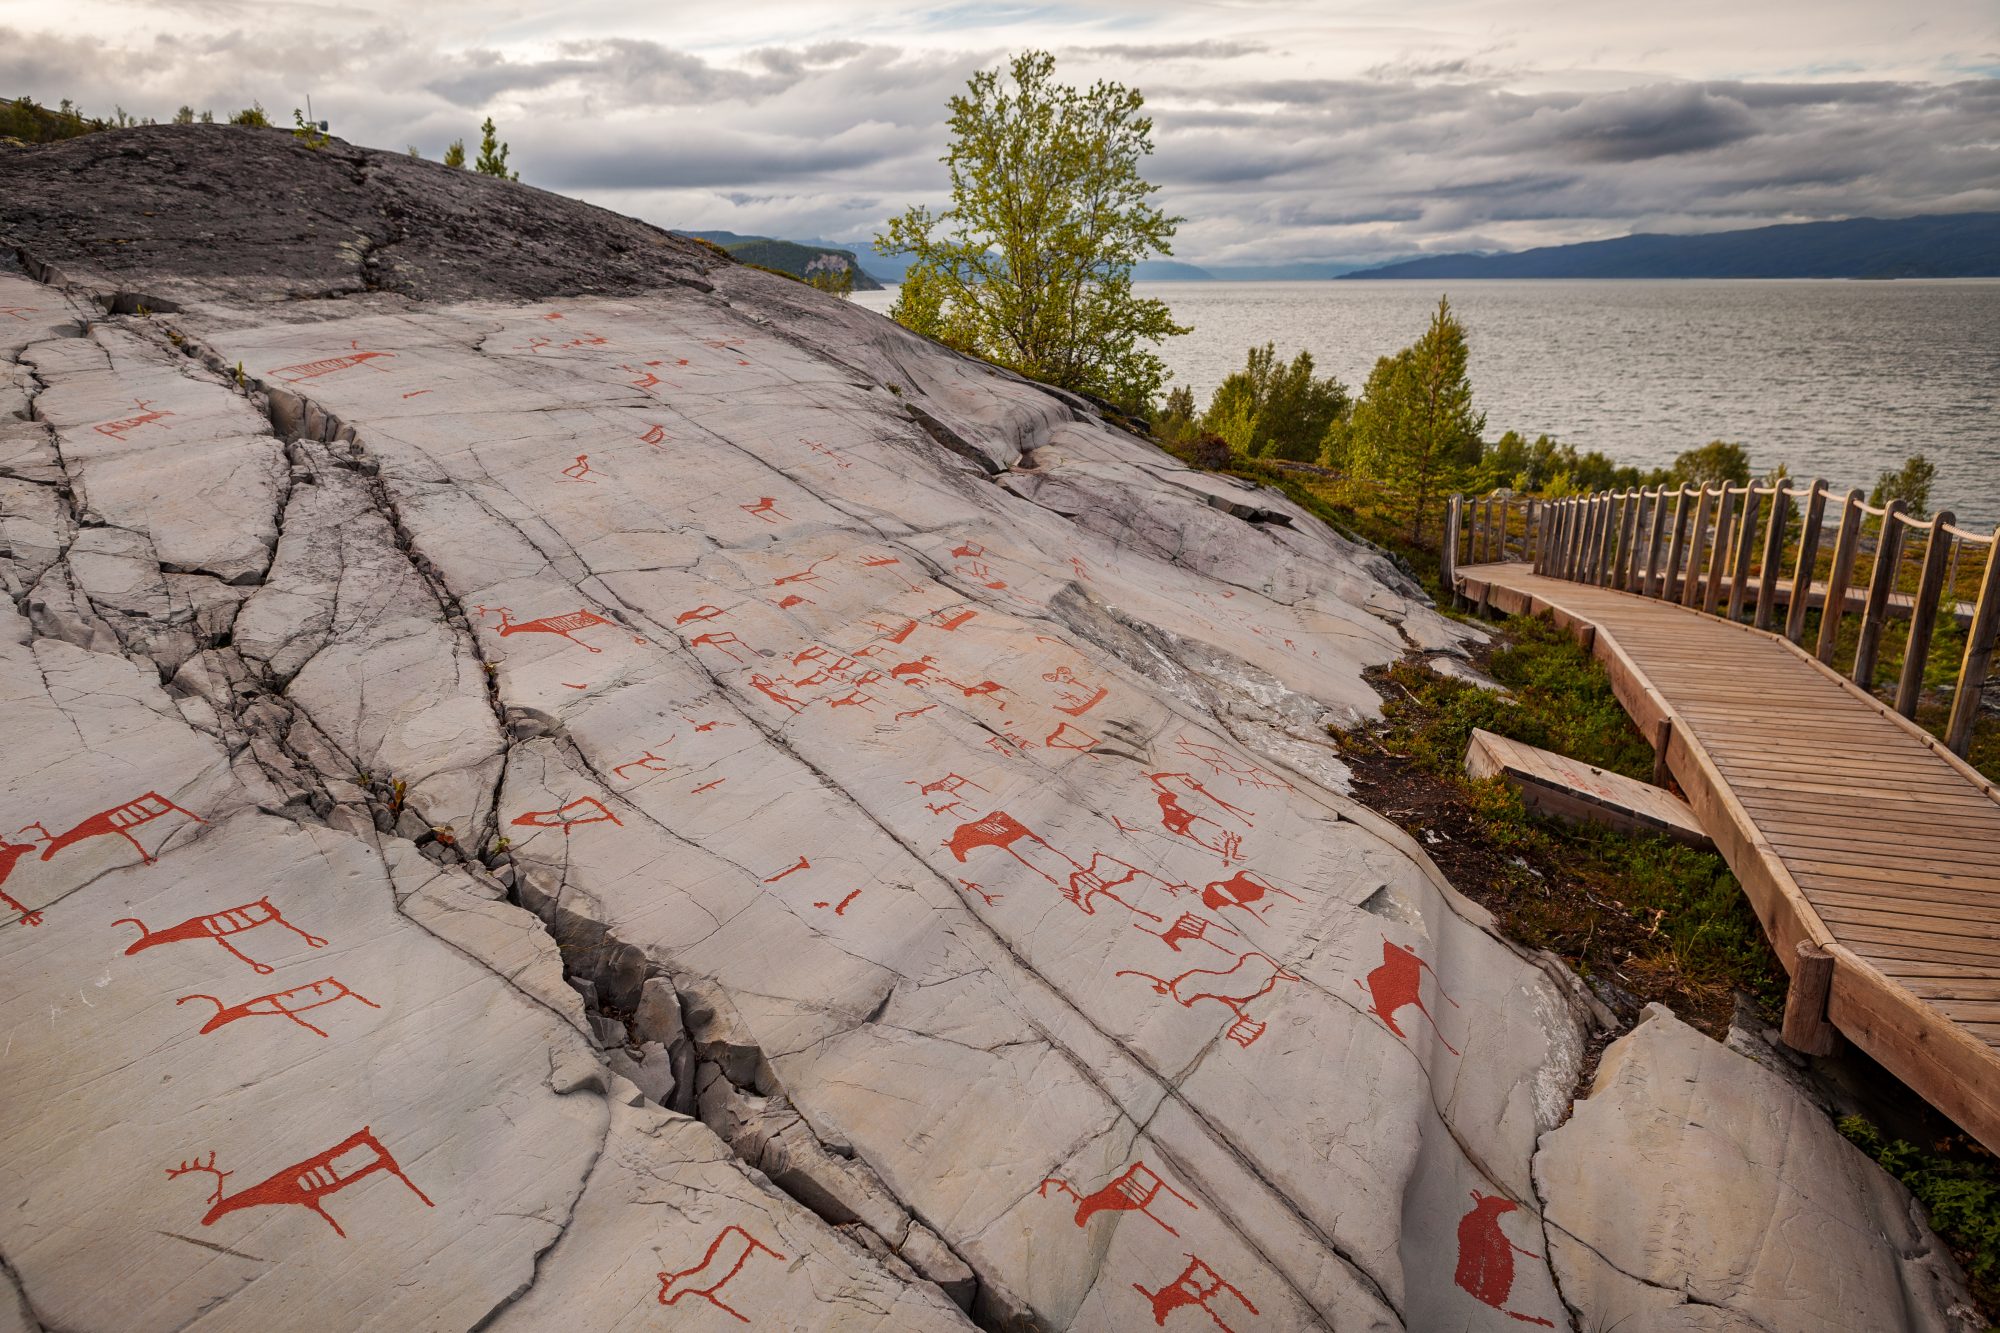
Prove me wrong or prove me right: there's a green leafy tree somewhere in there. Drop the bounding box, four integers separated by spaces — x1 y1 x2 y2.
443 138 466 169
1670 440 1751 488
806 266 855 299
1346 295 1486 540
228 102 270 127
875 50 1188 411
475 117 517 180
1154 384 1198 445
1869 453 1936 518
1199 343 1349 463
173 105 196 125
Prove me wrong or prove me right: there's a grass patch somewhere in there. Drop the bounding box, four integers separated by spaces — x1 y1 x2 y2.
1335 616 1785 1035
1841 1114 2000 1318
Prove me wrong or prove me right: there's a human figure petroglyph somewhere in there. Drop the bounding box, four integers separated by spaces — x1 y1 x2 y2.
1357 937 1461 1056
115 898 325 976
1039 1160 1198 1236
176 977 380 1038
656 1224 787 1323
166 1128 433 1238
1455 1192 1555 1326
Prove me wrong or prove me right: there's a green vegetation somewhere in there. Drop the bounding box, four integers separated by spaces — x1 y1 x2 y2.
1841 1114 2000 1312
474 116 517 180
2 95 113 143
1340 295 1486 539
291 108 329 151
806 265 855 299
443 138 466 168
1195 343 1348 462
228 103 271 128
1872 452 1938 518
1335 616 1784 1033
877 49 1188 411
691 235 879 290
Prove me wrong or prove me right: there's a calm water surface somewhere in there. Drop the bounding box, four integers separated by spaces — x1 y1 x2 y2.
855 279 2000 526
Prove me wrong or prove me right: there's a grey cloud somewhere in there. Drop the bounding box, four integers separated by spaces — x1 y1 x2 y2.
1065 40 1267 61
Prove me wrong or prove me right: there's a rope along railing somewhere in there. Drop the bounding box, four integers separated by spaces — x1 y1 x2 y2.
1443 482 2000 758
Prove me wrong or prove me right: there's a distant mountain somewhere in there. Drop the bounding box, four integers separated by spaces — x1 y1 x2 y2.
1203 260 1389 281
1341 213 2000 280
677 231 883 290
829 248 1216 284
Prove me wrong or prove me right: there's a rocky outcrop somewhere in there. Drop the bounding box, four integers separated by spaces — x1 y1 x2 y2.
0 126 1976 1332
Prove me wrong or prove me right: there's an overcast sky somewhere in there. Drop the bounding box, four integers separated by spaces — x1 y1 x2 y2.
4 1 1997 266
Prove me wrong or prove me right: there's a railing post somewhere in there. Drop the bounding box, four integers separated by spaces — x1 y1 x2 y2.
1728 484 1762 622
1896 512 1956 718
1756 478 1792 630
1702 484 1737 615
1613 489 1639 590
1786 480 1828 644
1947 527 2000 756
1816 489 1865 664
1591 492 1612 583
1576 495 1600 583
1853 499 1909 690
1683 485 1714 608
1644 486 1670 596
1560 498 1580 580
1664 486 1693 602
1442 495 1462 597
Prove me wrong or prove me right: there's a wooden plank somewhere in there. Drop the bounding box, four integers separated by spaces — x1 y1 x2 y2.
1463 728 1712 849
1818 902 2000 944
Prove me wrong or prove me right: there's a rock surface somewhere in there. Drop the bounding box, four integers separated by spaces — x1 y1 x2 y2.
0 126 1975 1332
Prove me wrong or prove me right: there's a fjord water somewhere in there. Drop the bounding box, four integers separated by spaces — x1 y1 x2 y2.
855 279 2000 526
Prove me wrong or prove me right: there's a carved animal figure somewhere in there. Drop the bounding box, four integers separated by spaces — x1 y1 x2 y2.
176 977 380 1038
0 839 44 926
1198 870 1300 923
1454 1191 1555 1326
116 897 326 975
166 1127 433 1236
1132 1255 1258 1331
1356 937 1461 1055
23 792 206 865
1116 952 1300 1048
1039 1160 1198 1236
479 606 610 652
656 1224 787 1322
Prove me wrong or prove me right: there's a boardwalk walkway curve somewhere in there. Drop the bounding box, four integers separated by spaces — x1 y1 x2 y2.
1446 486 2000 1154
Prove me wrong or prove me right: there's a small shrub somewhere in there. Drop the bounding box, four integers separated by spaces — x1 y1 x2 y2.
229 103 270 128
1191 431 1232 471
1841 1114 2000 1306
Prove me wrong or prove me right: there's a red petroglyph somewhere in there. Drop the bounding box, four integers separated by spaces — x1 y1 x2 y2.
115 898 326 977
21 791 207 866
166 1128 434 1238
177 976 380 1038
812 889 862 914
773 594 811 610
773 558 832 587
94 398 175 442
477 605 612 653
946 812 1177 922
401 389 432 399
1112 815 1145 834
895 704 937 722
656 1224 786 1323
641 424 667 446
1149 772 1253 862
272 341 396 383
1070 555 1091 581
926 801 963 816
803 438 853 469
827 689 876 710
1357 938 1461 1056
612 748 676 780
1173 737 1294 792
0 839 47 926
560 453 597 483
1116 952 1301 1049
949 541 1006 590
985 736 1023 759
749 674 807 713
1138 912 1241 954
682 716 736 732
1043 665 1108 717
562 681 589 690
1455 1192 1555 1327
870 618 921 645
764 856 810 883
624 365 663 391
741 497 786 524
678 605 727 624
522 337 554 355
911 773 987 799
1132 1256 1258 1332
511 796 623 833
563 332 607 349
1044 722 1099 751
0 307 38 321
692 778 727 794
931 608 977 632
1199 871 1302 924
543 311 565 320
957 878 1001 905
691 631 753 663
1040 1161 1198 1236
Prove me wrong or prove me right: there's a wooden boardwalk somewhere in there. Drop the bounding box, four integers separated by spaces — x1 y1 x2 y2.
1458 560 2000 1151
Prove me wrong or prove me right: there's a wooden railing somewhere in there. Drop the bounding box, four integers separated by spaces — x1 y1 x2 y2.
1443 482 2000 758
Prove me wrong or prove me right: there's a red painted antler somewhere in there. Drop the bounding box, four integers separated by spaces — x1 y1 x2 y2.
165 1151 231 1205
